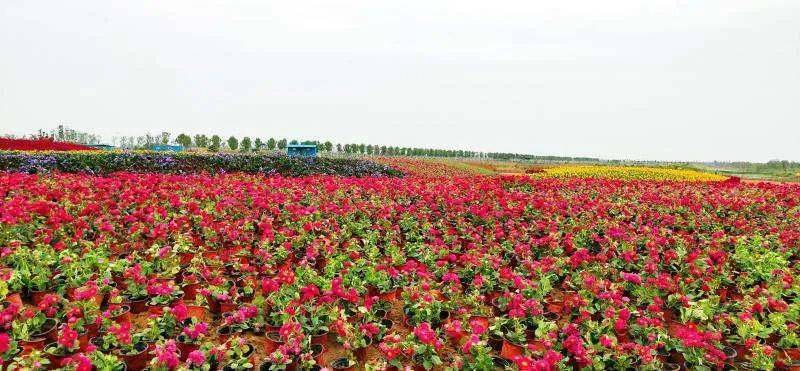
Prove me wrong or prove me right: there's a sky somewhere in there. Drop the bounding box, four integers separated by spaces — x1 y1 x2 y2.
1 1 799 162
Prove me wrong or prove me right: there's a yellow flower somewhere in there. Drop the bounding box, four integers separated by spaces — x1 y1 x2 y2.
534 165 726 181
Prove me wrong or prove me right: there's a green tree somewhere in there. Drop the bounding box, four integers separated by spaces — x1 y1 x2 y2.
323 141 333 152
336 143 342 152
240 137 252 152
277 139 287 150
175 133 192 148
254 138 263 151
267 138 276 150
194 134 208 148
227 136 239 151
209 135 221 152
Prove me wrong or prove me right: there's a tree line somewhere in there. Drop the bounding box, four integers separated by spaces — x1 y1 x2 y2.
23 125 600 162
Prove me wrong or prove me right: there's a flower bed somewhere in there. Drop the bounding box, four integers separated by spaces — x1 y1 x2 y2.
0 152 402 177
534 164 727 181
0 138 95 151
1 173 800 370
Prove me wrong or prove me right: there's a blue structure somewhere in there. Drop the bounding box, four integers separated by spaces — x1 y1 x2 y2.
287 144 317 157
151 144 184 152
89 144 116 150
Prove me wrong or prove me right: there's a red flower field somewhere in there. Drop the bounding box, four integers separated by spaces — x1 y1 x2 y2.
1 170 800 370
0 138 95 151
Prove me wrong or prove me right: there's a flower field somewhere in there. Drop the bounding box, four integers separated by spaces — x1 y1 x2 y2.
0 152 401 178
534 165 726 182
1 163 800 370
0 139 95 152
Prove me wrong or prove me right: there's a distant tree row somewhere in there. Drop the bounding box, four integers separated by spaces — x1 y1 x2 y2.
173 134 494 158
485 152 600 162
27 125 600 161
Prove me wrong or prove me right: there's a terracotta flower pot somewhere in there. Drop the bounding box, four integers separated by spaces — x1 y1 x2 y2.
488 334 504 352
20 318 59 353
176 339 199 362
29 289 53 306
20 337 49 353
258 361 297 371
182 283 201 301
126 296 149 314
216 325 240 344
311 330 328 346
44 343 75 368
110 305 132 325
115 342 150 371
500 339 525 360
219 301 238 314
185 305 210 322
311 343 325 366
264 331 283 355
147 304 166 316
6 292 24 306
355 338 373 363
179 252 194 265
330 357 357 371
205 295 221 314
784 348 800 361
469 315 490 331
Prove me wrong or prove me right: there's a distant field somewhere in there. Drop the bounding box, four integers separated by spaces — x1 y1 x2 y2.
691 163 800 183
533 164 727 181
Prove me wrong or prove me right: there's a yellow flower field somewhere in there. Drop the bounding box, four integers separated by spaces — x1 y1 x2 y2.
534 165 727 181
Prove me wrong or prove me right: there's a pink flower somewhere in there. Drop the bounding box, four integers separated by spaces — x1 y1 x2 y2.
74 282 98 301
621 272 642 285
413 323 438 346
0 332 9 353
61 353 92 371
186 350 206 366
58 326 78 349
170 303 189 322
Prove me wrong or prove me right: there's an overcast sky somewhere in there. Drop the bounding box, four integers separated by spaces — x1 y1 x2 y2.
2 1 799 161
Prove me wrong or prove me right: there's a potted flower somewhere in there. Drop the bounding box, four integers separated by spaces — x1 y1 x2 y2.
408 322 444 370
743 342 777 370
122 264 150 314
103 293 132 326
490 317 527 361
777 331 800 365
43 325 81 365
202 284 236 315
217 306 258 342
11 309 58 351
103 322 150 371
148 340 181 371
147 279 184 315
1 269 24 306
177 320 209 361
183 349 212 371
222 337 255 371
35 293 63 319
148 244 183 279
0 332 21 365
58 353 95 371
461 342 496 371
5 349 51 370
88 350 127 371
258 349 294 371
330 356 357 371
